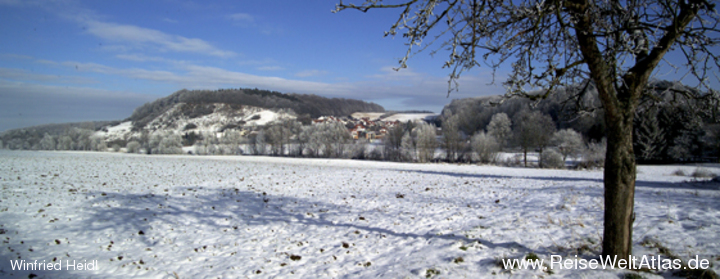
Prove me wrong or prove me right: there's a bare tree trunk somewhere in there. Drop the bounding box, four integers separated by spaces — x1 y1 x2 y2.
601 102 636 258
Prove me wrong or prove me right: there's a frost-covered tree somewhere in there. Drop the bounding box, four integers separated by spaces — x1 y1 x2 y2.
442 114 465 162
69 128 93 151
254 130 267 155
582 138 608 169
158 134 183 154
147 133 164 154
57 135 73 151
540 148 565 169
207 143 218 155
299 125 318 157
193 141 207 155
337 0 720 258
383 124 405 161
264 119 302 156
346 138 368 159
415 122 437 163
90 136 107 152
316 121 351 158
222 131 243 155
39 133 56 150
126 141 141 154
400 132 415 162
552 129 585 162
486 113 512 150
471 131 499 164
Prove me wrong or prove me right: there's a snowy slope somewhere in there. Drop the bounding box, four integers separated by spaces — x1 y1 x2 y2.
351 112 437 122
0 151 718 278
383 113 437 122
350 112 385 120
96 104 296 141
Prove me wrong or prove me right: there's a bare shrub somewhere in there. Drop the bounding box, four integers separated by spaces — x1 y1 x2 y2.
471 131 499 164
126 141 141 154
503 154 524 167
540 148 565 169
671 169 686 176
579 138 606 169
691 167 716 178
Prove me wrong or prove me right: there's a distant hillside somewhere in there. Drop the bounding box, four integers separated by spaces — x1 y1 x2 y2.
0 120 119 150
440 84 607 141
440 80 720 162
129 88 385 130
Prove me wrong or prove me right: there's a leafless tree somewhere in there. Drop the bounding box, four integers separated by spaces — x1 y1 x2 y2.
513 110 556 167
442 114 466 162
57 135 72 151
401 131 416 162
158 134 183 154
383 124 405 161
415 122 438 162
40 133 56 150
336 0 720 257
254 130 267 155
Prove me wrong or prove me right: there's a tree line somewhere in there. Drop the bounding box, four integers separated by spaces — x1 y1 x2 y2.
440 81 720 164
2 82 717 165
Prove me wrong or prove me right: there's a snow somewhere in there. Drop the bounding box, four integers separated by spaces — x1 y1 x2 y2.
351 112 438 122
96 104 296 142
383 113 437 122
105 121 132 136
351 113 385 120
95 121 133 142
1 150 718 278
245 110 285 126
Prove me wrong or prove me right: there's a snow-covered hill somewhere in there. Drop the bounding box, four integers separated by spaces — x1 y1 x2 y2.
96 103 297 141
351 112 437 122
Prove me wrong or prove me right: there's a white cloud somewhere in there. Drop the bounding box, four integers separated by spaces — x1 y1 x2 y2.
238 58 278 66
228 13 254 22
115 54 168 63
257 66 284 71
162 18 178 24
35 58 503 113
295 69 328 78
84 21 236 58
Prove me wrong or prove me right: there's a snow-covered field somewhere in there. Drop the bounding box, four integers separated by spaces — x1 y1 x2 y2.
0 150 718 278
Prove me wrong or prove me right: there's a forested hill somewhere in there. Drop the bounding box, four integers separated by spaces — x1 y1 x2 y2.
440 80 720 163
128 88 384 130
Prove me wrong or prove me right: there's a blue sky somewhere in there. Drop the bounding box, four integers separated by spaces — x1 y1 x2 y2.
0 1 715 132
0 0 505 131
